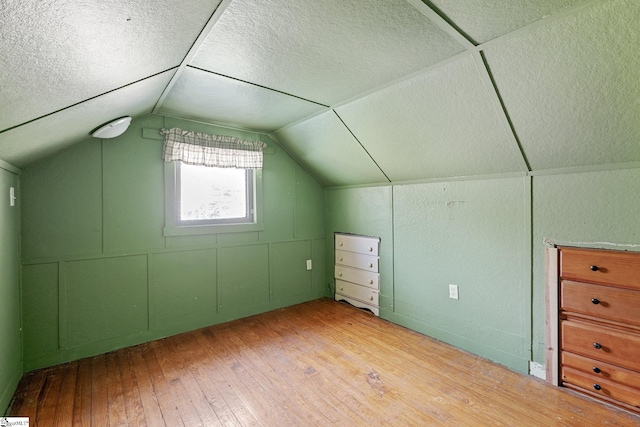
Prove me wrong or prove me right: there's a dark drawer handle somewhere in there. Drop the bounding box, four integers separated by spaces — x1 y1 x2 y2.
591 298 600 305
593 367 601 374
590 265 599 271
593 384 601 391
593 342 602 349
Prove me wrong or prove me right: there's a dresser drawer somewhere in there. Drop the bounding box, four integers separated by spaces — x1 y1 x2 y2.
335 279 379 306
560 247 640 290
561 319 640 372
562 351 640 387
335 266 379 290
335 234 379 256
335 250 378 272
562 366 640 408
561 280 640 327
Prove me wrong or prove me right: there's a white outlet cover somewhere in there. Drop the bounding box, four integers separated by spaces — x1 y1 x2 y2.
448 284 459 300
306 259 312 270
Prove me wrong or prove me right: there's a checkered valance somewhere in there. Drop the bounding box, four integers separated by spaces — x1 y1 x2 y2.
161 127 266 169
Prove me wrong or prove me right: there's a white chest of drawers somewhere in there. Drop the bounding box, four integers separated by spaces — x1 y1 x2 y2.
334 233 380 316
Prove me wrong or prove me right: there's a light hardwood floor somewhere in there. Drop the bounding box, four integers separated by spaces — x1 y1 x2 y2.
9 298 640 426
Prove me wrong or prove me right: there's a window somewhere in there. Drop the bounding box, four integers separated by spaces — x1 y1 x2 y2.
163 162 263 237
177 163 253 225
160 127 265 236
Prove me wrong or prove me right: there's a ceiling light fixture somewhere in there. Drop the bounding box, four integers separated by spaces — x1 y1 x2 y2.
91 116 132 139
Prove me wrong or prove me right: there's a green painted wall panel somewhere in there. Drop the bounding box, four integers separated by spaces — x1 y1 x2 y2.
103 115 166 253
392 178 529 370
0 168 21 413
19 115 326 371
22 263 59 360
21 141 102 260
294 163 325 239
218 245 269 312
326 186 393 304
65 256 148 348
312 238 328 297
270 241 312 300
259 137 295 242
152 249 217 334
531 169 640 362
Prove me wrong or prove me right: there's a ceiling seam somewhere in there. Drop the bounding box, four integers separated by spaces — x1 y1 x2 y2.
271 0 603 137
187 66 329 108
473 51 531 172
403 0 475 48
151 0 235 114
333 111 391 183
0 67 178 137
271 49 476 136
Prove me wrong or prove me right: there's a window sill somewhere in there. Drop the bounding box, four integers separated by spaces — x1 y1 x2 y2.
163 221 264 237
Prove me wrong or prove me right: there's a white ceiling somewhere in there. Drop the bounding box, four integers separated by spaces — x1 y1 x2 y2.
1 0 639 186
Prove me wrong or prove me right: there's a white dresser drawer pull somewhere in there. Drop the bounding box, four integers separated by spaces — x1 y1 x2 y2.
369 279 374 284
369 247 373 252
339 241 343 246
339 286 343 291
369 295 374 301
339 272 343 277
369 263 373 268
339 256 343 261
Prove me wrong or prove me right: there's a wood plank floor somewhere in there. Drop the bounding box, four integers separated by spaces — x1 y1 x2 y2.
8 298 640 426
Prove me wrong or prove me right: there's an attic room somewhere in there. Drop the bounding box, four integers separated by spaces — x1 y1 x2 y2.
1 0 640 424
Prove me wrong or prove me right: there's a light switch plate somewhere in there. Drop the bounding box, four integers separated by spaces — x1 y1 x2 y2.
306 260 312 270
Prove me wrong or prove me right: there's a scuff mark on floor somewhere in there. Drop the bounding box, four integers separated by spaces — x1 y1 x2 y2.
367 370 386 395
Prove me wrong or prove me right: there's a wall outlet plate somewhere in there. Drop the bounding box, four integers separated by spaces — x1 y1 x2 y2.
306 259 312 270
448 284 459 300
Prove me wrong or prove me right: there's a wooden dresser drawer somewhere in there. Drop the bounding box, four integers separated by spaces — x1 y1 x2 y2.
335 266 379 290
562 351 640 387
335 250 378 272
335 234 379 256
560 247 640 290
561 280 640 327
562 366 640 408
335 279 379 306
561 319 640 372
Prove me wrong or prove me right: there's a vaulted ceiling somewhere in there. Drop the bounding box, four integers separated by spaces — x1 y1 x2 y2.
1 0 639 186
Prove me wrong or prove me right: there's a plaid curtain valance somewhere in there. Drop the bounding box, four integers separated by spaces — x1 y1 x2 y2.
161 127 266 169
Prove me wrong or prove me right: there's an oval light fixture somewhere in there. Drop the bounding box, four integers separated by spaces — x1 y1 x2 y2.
91 116 132 139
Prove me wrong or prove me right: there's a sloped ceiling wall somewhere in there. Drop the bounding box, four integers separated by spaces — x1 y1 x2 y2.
1 0 639 186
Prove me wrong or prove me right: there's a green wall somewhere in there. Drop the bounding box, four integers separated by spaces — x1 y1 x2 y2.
531 168 640 363
20 114 326 371
327 168 640 373
327 177 531 372
0 165 21 413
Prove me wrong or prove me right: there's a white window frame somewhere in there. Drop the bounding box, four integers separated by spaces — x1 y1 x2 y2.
163 161 264 237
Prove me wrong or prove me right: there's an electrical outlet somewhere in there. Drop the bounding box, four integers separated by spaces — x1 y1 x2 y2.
448 284 459 300
306 259 312 270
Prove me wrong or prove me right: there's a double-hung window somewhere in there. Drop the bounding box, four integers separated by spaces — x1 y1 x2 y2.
161 128 265 236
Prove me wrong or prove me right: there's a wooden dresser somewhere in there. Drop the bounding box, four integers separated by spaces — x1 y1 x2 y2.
558 247 640 414
334 233 380 316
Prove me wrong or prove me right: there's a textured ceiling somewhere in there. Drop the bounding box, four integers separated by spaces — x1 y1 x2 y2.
1 0 638 185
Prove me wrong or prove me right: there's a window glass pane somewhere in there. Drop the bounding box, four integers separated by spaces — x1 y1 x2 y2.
179 164 248 221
